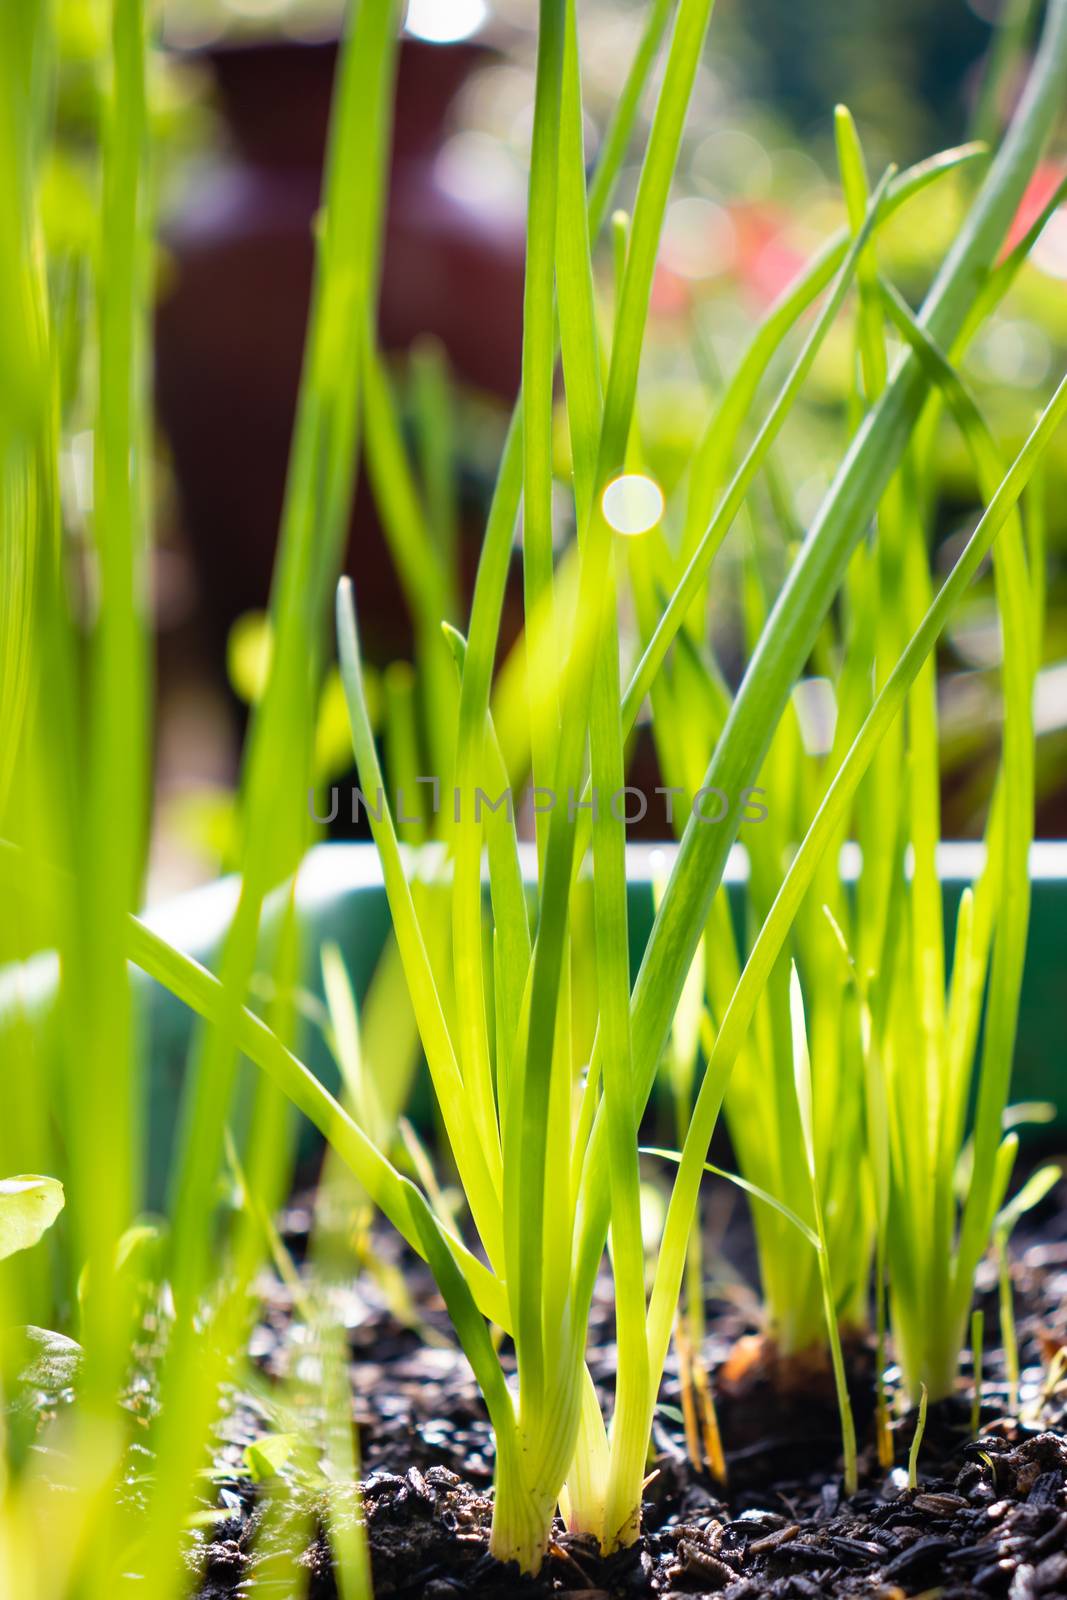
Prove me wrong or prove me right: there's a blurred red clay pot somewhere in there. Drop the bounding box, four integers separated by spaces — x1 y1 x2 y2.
155 31 525 663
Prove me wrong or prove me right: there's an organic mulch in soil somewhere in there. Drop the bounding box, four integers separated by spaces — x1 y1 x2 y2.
183 1179 1067 1599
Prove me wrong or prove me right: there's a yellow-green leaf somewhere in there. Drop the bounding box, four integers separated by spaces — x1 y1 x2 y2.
0 1175 64 1261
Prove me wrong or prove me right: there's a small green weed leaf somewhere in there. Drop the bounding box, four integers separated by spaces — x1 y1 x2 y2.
0 1175 64 1260
115 1220 165 1274
908 1385 929 1489
244 1433 300 1483
16 1325 82 1397
995 1164 1062 1239
990 1134 1020 1230
1002 1101 1056 1131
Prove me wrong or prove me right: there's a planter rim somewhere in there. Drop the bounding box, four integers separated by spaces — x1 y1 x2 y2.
4 839 1061 1192
142 839 1067 959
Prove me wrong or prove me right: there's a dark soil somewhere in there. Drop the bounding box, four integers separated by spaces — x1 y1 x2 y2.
187 1177 1067 1599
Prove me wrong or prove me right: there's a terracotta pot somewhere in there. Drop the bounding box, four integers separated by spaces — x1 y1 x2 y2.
155 32 525 663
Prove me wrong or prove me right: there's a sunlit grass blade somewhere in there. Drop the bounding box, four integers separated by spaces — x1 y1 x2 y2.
447 0 681 1228
972 0 1038 147
521 0 566 871
680 141 988 557
440 621 529 1111
362 343 458 786
586 0 674 238
495 6 718 1558
410 336 460 621
441 19 679 1477
139 8 402 1591
834 104 887 402
321 941 384 1143
52 875 507 1327
617 163 894 768
442 22 706 1472
555 1 648 1546
165 0 400 1300
336 579 504 1265
789 967 857 1493
642 1148 821 1250
500 4 575 1480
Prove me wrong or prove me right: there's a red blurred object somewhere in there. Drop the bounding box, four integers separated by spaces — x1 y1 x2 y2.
649 262 693 316
155 34 525 662
730 201 808 308
1002 159 1066 257
647 201 808 330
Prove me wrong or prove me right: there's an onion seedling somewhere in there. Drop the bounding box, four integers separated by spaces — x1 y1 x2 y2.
36 292 1063 1571
7 3 1067 1591
324 5 1067 1567
329 0 1067 1562
640 40 1067 1405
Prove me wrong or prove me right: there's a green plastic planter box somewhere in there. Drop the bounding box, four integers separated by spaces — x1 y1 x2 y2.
5 842 1063 1203
124 840 1067 1201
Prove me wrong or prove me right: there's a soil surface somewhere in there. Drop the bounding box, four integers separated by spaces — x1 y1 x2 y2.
183 1174 1067 1599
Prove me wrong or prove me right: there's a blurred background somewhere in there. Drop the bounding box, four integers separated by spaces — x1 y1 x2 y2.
48 0 1067 897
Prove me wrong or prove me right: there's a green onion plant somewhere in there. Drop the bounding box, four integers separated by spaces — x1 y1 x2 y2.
4 0 1067 1592
327 0 1067 1566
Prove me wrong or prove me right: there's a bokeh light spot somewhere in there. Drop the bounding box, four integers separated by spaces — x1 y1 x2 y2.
404 0 488 44
661 196 735 280
602 474 664 536
435 132 524 220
